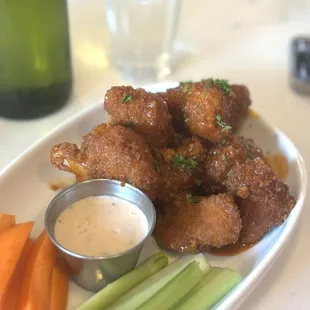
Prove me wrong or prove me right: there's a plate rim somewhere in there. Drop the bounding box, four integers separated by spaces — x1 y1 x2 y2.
0 82 307 309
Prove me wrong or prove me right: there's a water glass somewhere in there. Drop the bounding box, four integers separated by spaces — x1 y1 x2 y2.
106 0 181 82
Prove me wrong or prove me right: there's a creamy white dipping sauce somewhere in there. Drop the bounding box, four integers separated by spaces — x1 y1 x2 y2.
54 195 148 257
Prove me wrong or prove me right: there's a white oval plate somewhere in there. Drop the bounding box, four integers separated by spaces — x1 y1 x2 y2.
0 83 307 309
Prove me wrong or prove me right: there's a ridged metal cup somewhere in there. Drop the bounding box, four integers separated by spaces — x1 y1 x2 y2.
45 179 156 292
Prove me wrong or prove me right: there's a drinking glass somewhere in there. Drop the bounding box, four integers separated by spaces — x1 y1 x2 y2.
106 0 181 82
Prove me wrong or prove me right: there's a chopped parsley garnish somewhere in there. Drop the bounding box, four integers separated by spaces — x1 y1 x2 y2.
222 154 230 167
215 115 232 133
227 169 233 177
183 86 191 93
213 79 232 96
180 81 192 93
122 94 132 103
243 142 254 160
186 193 200 204
173 154 198 171
201 78 232 95
242 101 249 108
153 159 159 171
184 113 189 121
123 122 134 128
221 125 232 132
215 114 223 126
202 78 213 88
180 81 192 86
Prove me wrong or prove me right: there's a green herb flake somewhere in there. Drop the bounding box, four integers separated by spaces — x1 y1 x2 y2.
153 159 159 171
186 193 200 204
173 154 198 171
202 78 214 88
183 86 191 93
180 81 192 93
123 122 134 128
242 101 249 108
184 113 189 121
122 94 132 103
216 114 223 127
222 154 230 167
227 169 233 177
180 81 192 86
215 114 232 133
243 142 254 160
213 79 232 96
221 125 232 133
195 179 201 186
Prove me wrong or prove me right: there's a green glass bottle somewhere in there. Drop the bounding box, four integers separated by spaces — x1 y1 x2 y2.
0 0 72 119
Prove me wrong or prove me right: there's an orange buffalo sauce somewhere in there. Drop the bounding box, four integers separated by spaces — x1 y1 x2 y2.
207 240 257 256
265 154 289 182
248 108 260 119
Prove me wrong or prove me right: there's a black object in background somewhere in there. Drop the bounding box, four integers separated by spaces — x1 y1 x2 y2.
0 0 72 119
290 36 310 96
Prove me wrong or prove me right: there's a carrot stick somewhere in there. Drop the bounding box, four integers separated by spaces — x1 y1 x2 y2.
49 258 69 310
0 222 34 305
0 213 16 233
17 230 57 310
0 238 34 310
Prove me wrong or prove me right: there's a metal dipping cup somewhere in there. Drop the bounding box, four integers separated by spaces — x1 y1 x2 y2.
45 179 156 292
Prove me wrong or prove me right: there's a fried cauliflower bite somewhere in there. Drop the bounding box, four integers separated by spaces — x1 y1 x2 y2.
159 80 252 140
183 81 234 142
157 86 188 133
50 124 158 199
202 137 296 244
175 135 205 159
50 142 82 175
154 136 205 201
104 86 174 148
203 136 264 187
159 80 235 142
225 158 296 244
230 84 252 131
158 86 186 117
156 166 195 202
154 193 242 253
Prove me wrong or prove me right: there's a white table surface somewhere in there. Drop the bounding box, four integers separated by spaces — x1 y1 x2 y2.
1 0 310 309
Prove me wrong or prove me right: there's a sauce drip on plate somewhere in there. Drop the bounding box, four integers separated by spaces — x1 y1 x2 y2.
248 108 260 119
49 178 75 191
207 240 257 256
265 154 289 182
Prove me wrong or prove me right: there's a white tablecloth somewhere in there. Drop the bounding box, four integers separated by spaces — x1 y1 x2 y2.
1 0 310 308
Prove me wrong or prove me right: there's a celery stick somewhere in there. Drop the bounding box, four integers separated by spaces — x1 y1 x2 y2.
78 252 168 310
195 267 223 290
109 254 211 310
137 261 204 310
178 268 242 310
177 267 223 305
